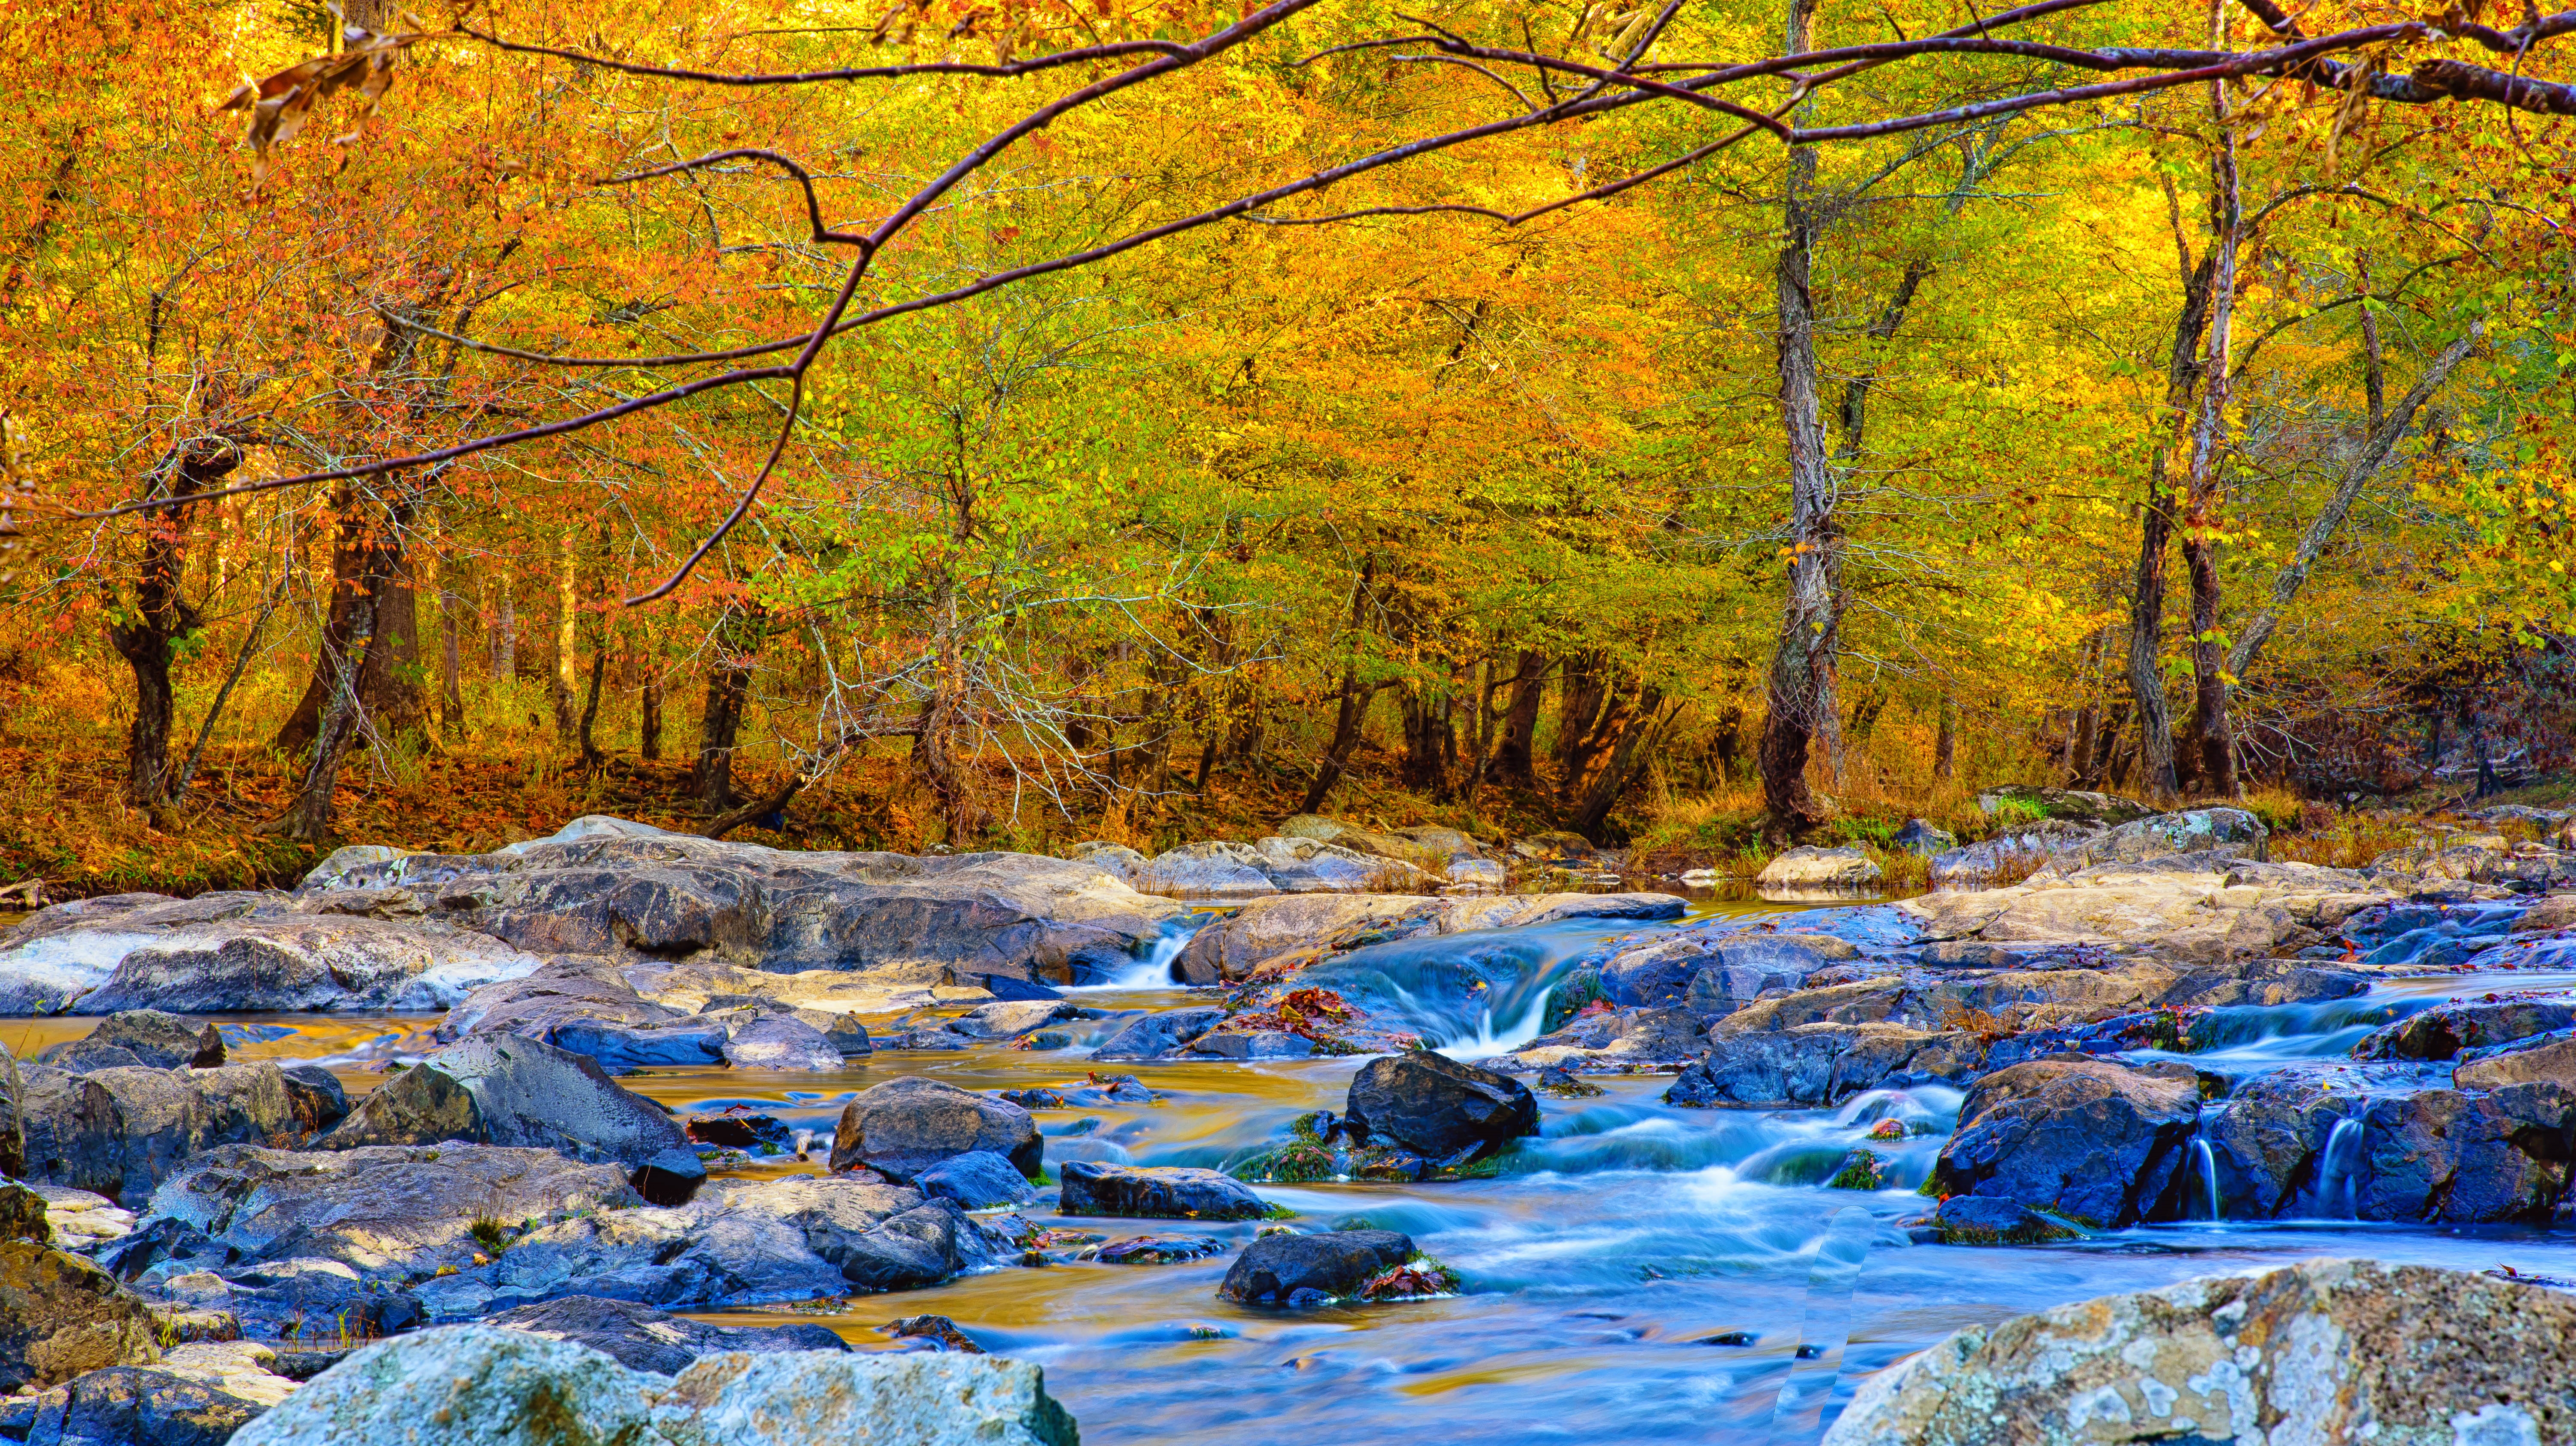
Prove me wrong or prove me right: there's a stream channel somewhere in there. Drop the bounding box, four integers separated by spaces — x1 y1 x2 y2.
16 894 2576 1443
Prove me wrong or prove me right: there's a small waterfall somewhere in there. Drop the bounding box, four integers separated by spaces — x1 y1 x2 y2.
1071 917 1203 990
2191 1136 2222 1223
2317 1117 2364 1219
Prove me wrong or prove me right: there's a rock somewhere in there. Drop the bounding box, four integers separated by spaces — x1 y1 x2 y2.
717 1012 841 1071
1088 1007 1225 1060
828 1078 1042 1181
1253 835 1405 892
1217 1229 1415 1306
651 1347 1078 1446
946 1000 1089 1040
137 1144 640 1283
1926 1195 2076 1246
0 1241 163 1392
298 816 1180 987
2211 1067 2576 1222
42 1011 226 1072
1824 1260 2576 1446
1974 786 2156 827
2354 999 2576 1060
2040 805 2270 874
435 960 686 1044
632 1147 708 1207
554 1017 731 1072
1890 819 1956 856
224 1326 659 1446
1065 841 1148 885
319 1036 688 1169
5 1181 50 1244
1183 1030 1315 1060
1600 933 1829 1014
1926 819 2100 889
1086 1235 1228 1264
1516 1005 1708 1071
914 1151 1035 1208
483 1294 847 1375
275 1065 347 1137
2519 893 2576 935
1342 1053 1537 1163
1172 891 1685 986
2456 1029 2576 1088
1130 841 1279 898
1926 1058 2200 1228
1663 1024 1989 1109
1754 847 1882 894
1898 858 2386 964
0 893 546 1016
1509 832 1596 864
25 1185 135 1250
16 1062 303 1207
1057 1161 1267 1220
9 1366 264 1446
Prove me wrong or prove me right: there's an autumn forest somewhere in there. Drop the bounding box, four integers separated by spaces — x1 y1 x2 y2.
6 0 2574 890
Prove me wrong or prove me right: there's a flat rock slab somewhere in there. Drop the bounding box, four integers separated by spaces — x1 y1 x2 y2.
1825 1259 2576 1446
483 1294 847 1375
319 1035 689 1169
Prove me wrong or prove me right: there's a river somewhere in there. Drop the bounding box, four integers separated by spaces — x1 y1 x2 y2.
15 894 2576 1443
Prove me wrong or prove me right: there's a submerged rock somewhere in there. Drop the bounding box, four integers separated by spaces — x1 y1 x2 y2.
1057 1162 1267 1220
1172 891 1684 985
1926 1058 2200 1228
1923 1195 2077 1246
483 1294 847 1375
1342 1053 1537 1163
1217 1229 1415 1306
1088 1007 1226 1061
1825 1259 2576 1446
828 1078 1043 1182
318 1035 689 1169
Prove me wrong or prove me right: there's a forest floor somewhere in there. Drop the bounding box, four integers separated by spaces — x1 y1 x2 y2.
1 732 2568 904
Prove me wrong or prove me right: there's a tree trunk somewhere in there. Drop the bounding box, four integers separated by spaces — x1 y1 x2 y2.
359 520 424 742
640 674 663 760
576 641 607 769
435 555 464 740
271 586 373 843
1757 0 1838 839
1553 653 1610 782
492 569 515 680
1297 668 1381 815
550 532 578 742
692 608 763 811
1491 650 1548 786
274 494 376 755
1398 681 1449 797
1570 688 1671 841
2182 97 2243 799
909 598 981 843
2126 233 2220 802
110 437 235 807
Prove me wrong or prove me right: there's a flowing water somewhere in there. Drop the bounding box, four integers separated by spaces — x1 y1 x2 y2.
17 898 2576 1443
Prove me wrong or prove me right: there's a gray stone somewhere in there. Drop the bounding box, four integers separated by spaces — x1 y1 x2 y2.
1088 1007 1225 1061
946 1000 1088 1040
42 1012 225 1072
1927 1195 2075 1246
275 1065 347 1138
1343 1053 1537 1163
2208 1069 2576 1223
225 1326 657 1446
2354 999 2576 1060
828 1078 1042 1181
1825 1260 2576 1446
2041 805 2270 874
1130 841 1280 898
554 1017 730 1072
1890 819 1955 856
0 1241 164 1392
1926 1058 2200 1228
651 1348 1079 1446
1217 1229 1413 1305
16 1062 302 1208
1183 1030 1315 1060
483 1294 847 1376
1973 786 2156 827
319 1036 689 1169
719 1013 840 1071
1664 1025 1989 1109
1754 847 1882 894
914 1151 1035 1208
2457 1029 2576 1089
1057 1161 1266 1220
10 1366 263 1446
633 1148 708 1207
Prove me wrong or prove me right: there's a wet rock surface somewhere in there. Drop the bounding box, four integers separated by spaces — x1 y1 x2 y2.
318 1035 689 1169
1825 1260 2576 1446
1057 1161 1267 1220
828 1077 1043 1181
1927 1058 2201 1228
1218 1229 1416 1306
482 1293 847 1374
1343 1053 1538 1163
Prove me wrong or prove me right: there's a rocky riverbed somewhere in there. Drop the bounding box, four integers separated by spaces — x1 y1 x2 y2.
5 799 2576 1443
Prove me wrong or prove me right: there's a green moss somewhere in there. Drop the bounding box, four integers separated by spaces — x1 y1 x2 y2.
1827 1150 1883 1191
1231 1141 1336 1184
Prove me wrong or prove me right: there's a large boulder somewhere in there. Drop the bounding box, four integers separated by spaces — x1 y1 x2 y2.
319 1036 688 1169
1217 1229 1414 1306
1974 786 2156 828
2039 805 2270 874
647 1348 1079 1446
716 1012 841 1071
1825 1260 2576 1446
296 816 1180 987
2456 1029 2576 1088
2206 1068 2576 1222
137 1144 641 1282
1598 933 1832 1014
41 1011 226 1072
1057 1161 1267 1220
1342 1053 1537 1163
0 1241 164 1392
1663 1024 1988 1109
225 1327 656 1446
1925 1058 2200 1228
16 1061 303 1208
8 1366 264 1446
828 1078 1042 1181
1898 856 2385 965
1754 847 1882 896
914 1151 1036 1209
433 959 687 1043
2354 999 2576 1060
482 1294 847 1375
1173 891 1685 986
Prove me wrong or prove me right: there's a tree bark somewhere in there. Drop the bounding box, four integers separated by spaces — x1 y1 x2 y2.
640 673 663 760
1570 687 1671 841
274 494 376 755
110 436 236 807
1757 0 1838 839
550 531 578 742
1491 650 1549 786
692 613 760 811
492 568 515 680
2126 219 2221 802
1297 668 1384 815
2181 96 2243 799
